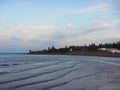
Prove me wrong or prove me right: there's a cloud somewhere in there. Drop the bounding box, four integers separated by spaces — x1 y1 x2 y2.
16 0 31 8
74 22 112 36
111 0 120 8
71 3 114 21
0 21 119 52
58 34 120 47
99 22 112 28
30 24 81 31
0 22 112 46
64 24 80 30
78 27 105 35
71 4 109 14
92 0 120 14
0 23 81 51
0 25 32 42
30 25 57 30
93 0 120 6
0 25 63 50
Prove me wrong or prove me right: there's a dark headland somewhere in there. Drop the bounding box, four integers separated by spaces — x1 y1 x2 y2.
28 41 120 58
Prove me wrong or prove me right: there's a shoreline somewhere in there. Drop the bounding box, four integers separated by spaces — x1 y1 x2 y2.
28 51 120 58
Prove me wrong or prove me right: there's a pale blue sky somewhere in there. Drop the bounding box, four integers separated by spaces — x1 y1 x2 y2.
0 0 120 53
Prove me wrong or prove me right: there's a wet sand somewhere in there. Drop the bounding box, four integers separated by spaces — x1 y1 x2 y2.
0 55 120 90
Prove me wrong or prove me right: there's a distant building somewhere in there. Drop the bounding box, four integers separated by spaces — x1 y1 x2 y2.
99 48 120 53
99 48 106 51
107 48 120 53
70 48 73 52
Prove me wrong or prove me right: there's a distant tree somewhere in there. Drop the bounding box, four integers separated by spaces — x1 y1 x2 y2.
29 49 32 53
29 41 120 54
87 43 98 51
51 46 56 52
48 47 51 51
65 45 68 52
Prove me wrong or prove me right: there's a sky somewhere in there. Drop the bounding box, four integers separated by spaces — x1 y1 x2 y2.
0 0 120 53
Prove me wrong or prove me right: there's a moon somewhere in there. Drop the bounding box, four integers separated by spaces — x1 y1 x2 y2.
68 22 71 26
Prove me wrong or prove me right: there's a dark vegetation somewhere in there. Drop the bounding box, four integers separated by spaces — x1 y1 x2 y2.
29 41 120 54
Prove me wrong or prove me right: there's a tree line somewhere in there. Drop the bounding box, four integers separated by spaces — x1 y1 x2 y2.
28 41 120 54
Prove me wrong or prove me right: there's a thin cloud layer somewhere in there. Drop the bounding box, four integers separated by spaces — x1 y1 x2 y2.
58 34 120 47
71 4 109 14
16 0 31 8
0 0 120 52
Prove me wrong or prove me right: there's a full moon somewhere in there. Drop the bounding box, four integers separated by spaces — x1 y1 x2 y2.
68 22 71 26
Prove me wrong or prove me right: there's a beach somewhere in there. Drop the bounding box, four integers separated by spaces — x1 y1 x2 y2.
0 54 120 90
